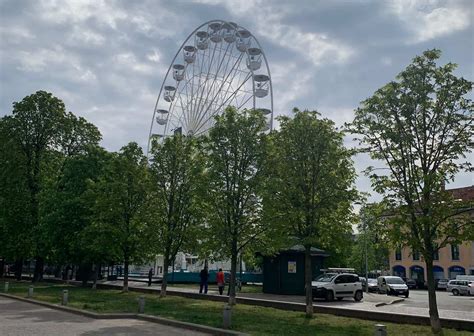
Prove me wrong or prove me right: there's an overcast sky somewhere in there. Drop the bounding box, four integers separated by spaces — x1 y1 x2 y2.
1 0 473 202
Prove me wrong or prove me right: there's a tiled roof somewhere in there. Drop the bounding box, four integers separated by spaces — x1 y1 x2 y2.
447 185 474 201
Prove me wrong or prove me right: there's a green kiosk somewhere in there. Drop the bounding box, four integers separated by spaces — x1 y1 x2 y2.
262 245 328 295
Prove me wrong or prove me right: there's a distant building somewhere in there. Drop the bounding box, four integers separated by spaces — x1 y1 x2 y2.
388 186 474 283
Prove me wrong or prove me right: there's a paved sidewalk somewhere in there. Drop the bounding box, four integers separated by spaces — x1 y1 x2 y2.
0 296 208 336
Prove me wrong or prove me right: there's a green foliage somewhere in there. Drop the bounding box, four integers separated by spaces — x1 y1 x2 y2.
203 107 269 303
349 49 473 332
348 204 389 275
147 134 204 294
265 109 358 250
264 109 357 316
0 91 101 277
90 142 154 269
41 146 112 265
350 49 473 255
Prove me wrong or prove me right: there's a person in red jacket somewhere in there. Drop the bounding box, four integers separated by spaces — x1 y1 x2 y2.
216 268 225 295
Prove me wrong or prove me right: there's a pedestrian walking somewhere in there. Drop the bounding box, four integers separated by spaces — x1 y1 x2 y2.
216 268 225 295
148 268 153 287
199 267 209 294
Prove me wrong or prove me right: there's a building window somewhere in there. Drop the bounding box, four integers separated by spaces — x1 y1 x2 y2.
451 245 460 260
433 243 439 261
395 248 402 261
412 250 420 261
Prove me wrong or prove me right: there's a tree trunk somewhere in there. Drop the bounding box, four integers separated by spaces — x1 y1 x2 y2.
304 245 313 318
228 241 238 306
92 264 100 289
33 256 44 282
123 258 129 292
160 257 169 297
426 258 442 334
0 258 4 278
14 259 23 280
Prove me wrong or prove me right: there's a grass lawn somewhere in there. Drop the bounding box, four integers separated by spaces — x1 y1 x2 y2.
1 281 471 336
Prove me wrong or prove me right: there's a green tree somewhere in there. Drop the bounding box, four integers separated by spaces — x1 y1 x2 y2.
41 145 112 284
1 91 100 281
266 109 357 317
204 107 268 305
349 204 389 277
147 134 204 297
0 117 31 279
92 142 152 292
349 49 473 334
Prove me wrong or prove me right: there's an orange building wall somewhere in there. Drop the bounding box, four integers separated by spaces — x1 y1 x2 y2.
389 241 474 281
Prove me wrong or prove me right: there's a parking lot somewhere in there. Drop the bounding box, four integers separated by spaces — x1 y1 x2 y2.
238 288 474 321
404 290 473 312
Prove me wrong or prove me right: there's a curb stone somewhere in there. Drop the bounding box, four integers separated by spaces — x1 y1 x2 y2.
0 293 247 336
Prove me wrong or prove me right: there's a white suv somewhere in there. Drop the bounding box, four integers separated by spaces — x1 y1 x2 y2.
312 273 363 302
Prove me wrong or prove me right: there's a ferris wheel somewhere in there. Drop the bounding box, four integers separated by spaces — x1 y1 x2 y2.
147 19 273 153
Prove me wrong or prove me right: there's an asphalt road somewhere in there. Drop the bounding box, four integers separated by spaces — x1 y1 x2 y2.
0 297 209 336
402 289 474 312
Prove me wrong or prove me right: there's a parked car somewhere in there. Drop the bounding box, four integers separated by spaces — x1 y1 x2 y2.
365 278 378 292
403 278 417 289
436 279 449 290
377 276 409 297
359 277 378 292
447 280 471 296
469 281 474 295
312 273 363 302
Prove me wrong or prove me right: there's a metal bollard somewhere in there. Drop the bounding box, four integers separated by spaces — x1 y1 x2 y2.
4 282 9 292
138 296 145 314
28 286 34 298
223 305 232 329
374 324 387 336
62 290 69 306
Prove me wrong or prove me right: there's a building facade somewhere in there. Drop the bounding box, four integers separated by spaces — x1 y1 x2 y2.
389 241 474 283
388 186 474 283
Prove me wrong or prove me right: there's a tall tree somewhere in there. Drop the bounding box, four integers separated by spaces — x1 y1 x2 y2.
265 109 357 317
41 145 111 282
349 49 473 334
3 91 100 282
0 117 31 279
92 142 152 292
204 107 268 305
147 134 204 297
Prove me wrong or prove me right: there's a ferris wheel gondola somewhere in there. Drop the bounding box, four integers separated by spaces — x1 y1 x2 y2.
147 19 273 155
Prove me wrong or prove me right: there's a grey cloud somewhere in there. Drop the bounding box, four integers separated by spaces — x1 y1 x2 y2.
0 0 472 199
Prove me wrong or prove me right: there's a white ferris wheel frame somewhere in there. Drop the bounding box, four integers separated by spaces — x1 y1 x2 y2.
147 19 274 155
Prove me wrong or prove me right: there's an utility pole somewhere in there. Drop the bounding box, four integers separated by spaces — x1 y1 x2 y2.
363 210 369 293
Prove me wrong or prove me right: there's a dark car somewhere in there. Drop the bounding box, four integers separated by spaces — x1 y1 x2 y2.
405 279 417 289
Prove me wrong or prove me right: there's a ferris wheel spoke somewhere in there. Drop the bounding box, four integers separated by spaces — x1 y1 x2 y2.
213 57 248 115
192 39 219 131
193 72 252 136
186 47 206 133
193 42 233 131
193 52 245 131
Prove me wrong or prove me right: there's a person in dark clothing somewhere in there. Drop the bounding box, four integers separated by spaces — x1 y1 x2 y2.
199 267 209 294
148 268 153 287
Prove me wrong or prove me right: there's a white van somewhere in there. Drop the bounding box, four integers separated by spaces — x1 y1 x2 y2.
377 276 409 297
